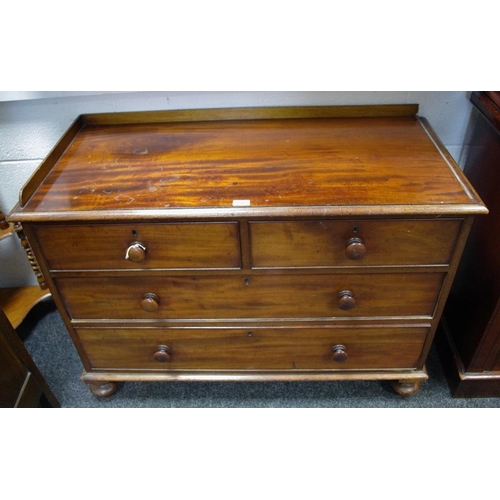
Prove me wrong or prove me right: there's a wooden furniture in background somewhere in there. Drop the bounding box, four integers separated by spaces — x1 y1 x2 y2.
0 210 10 231
7 105 486 398
0 306 59 407
439 91 500 397
0 287 51 329
0 211 56 407
0 211 51 327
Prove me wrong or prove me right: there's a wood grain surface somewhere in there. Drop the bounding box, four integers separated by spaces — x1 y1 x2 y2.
56 272 445 320
7 106 487 396
16 116 483 218
77 326 428 371
34 222 241 270
250 219 461 268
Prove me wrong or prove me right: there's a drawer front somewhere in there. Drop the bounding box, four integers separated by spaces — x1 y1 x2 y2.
57 273 445 320
250 219 461 268
34 223 241 270
77 326 428 370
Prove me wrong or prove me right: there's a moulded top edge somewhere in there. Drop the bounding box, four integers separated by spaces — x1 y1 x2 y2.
9 203 488 224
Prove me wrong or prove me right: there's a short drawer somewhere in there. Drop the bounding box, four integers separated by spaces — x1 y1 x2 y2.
77 326 428 371
250 219 462 268
56 272 445 320
33 222 241 270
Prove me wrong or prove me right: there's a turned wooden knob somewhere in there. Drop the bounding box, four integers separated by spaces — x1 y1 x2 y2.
338 290 356 310
153 345 171 363
125 242 147 262
140 293 160 312
332 344 348 363
345 237 366 260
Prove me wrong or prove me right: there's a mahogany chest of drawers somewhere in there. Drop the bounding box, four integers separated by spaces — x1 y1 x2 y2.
8 105 487 398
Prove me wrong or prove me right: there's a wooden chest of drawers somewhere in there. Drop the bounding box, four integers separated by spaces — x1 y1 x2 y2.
8 105 487 398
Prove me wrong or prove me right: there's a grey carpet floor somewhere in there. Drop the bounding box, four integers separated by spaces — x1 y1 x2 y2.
20 299 500 408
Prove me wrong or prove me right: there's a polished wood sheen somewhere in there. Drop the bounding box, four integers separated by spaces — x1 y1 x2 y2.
77 326 428 371
125 242 146 263
7 105 486 397
34 223 241 270
153 345 171 363
55 272 445 320
89 382 118 398
250 219 461 268
345 238 366 260
140 293 160 313
14 115 483 219
331 344 349 363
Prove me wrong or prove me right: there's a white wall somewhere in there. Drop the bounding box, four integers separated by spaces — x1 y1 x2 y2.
0 91 474 287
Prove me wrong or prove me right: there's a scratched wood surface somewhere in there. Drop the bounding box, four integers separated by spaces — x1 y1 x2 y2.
7 107 488 397
18 116 481 216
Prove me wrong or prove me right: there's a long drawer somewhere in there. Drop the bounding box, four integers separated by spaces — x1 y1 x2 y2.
77 326 428 371
56 273 445 320
250 219 461 268
33 222 241 270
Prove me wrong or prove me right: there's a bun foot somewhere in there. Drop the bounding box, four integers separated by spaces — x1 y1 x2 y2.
89 382 119 398
391 380 422 396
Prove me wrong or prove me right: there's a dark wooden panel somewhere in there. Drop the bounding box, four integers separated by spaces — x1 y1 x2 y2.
0 307 59 408
56 273 445 320
444 104 500 371
471 92 500 133
250 219 461 268
78 326 428 371
437 92 500 396
0 328 29 407
34 222 241 270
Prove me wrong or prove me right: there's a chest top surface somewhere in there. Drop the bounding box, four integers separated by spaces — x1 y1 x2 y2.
12 106 486 220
